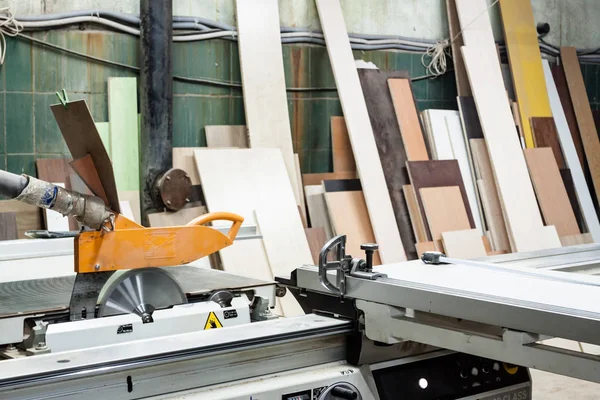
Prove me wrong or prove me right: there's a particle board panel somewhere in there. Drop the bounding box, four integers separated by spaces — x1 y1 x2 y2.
462 46 559 252
387 78 428 161
205 125 248 148
498 0 553 149
530 117 566 168
476 179 511 253
51 100 120 213
552 63 586 169
324 190 381 266
0 200 42 239
543 59 600 242
305 227 327 265
316 0 407 263
0 213 18 241
148 206 207 227
173 147 201 185
403 185 427 243
302 172 357 187
457 97 484 140
560 168 585 234
236 0 300 205
524 148 580 237
415 240 444 258
420 186 471 241
446 0 470 97
407 160 475 236
560 233 594 247
441 229 487 259
561 47 600 207
357 69 415 259
331 116 356 172
304 185 333 239
108 77 139 192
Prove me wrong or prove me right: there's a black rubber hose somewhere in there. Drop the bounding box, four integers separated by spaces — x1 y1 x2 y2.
0 169 28 199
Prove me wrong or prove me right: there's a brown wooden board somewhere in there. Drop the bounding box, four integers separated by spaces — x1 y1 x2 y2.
0 200 43 238
552 63 586 169
331 116 356 172
560 168 586 233
51 100 120 213
305 227 327 265
357 68 416 259
302 172 357 186
420 186 471 241
407 160 476 239
530 117 566 168
36 158 78 230
0 212 18 241
70 154 109 206
446 0 471 97
524 147 580 237
457 97 484 140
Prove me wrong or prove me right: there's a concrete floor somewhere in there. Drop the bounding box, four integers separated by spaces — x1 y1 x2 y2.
532 370 600 399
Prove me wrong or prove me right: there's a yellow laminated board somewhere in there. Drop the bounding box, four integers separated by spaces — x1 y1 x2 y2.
499 0 552 149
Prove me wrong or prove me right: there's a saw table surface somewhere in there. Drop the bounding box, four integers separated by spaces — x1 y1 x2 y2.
0 267 273 319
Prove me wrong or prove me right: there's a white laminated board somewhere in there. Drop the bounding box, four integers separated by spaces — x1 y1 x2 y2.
315 0 406 262
542 60 600 242
455 0 498 60
236 0 300 205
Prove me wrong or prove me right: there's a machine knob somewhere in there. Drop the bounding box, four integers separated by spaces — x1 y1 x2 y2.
331 386 358 399
318 383 362 400
360 243 379 271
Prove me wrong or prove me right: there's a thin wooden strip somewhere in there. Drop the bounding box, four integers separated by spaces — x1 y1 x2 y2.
294 154 306 223
524 148 580 237
236 0 300 205
205 125 248 148
305 227 327 265
531 117 566 168
446 0 471 97
108 77 139 192
476 179 511 252
499 0 553 149
543 60 600 242
462 45 559 252
148 206 207 227
331 116 356 172
387 78 428 161
323 190 381 265
403 185 427 243
441 229 487 259
315 0 407 263
0 200 42 239
302 172 357 187
560 233 594 247
304 185 333 239
420 186 471 241
561 168 585 233
0 213 18 241
561 47 600 206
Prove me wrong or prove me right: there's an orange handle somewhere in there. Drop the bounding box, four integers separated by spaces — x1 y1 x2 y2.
186 212 244 242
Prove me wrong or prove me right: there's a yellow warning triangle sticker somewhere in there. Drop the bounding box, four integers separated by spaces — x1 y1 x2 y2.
204 311 223 330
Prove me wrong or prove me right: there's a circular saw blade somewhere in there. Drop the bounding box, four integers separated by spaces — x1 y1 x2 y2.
97 268 187 318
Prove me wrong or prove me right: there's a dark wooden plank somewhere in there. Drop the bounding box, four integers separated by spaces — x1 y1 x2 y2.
530 117 566 169
0 212 18 241
357 68 417 260
457 96 484 139
302 172 357 187
36 158 78 231
51 100 120 213
560 168 586 234
70 154 109 206
0 200 43 238
407 160 476 239
322 179 362 193
552 64 587 169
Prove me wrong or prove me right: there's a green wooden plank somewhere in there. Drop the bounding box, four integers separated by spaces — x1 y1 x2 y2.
108 77 139 191
95 122 111 158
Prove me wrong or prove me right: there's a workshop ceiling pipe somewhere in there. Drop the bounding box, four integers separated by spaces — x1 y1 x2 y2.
139 0 173 226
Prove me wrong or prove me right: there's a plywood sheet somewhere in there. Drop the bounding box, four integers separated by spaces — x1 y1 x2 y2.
108 77 139 191
560 233 593 247
148 206 207 227
205 125 248 148
236 0 299 205
0 200 42 239
462 45 559 252
441 229 487 259
387 78 428 161
305 227 327 265
316 0 406 263
331 116 356 172
415 240 444 258
561 46 600 207
420 186 471 241
173 147 201 185
524 147 580 237
357 68 415 259
531 117 566 168
543 60 600 242
305 185 333 239
0 213 18 241
51 100 120 213
498 0 552 149
403 185 427 243
324 190 381 265
446 0 470 97
302 172 357 186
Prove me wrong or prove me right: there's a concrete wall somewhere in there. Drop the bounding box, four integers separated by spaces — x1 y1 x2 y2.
2 0 600 48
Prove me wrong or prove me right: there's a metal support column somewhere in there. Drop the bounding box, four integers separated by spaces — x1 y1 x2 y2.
139 0 173 226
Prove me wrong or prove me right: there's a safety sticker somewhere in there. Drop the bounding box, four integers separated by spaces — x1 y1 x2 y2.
204 311 224 330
